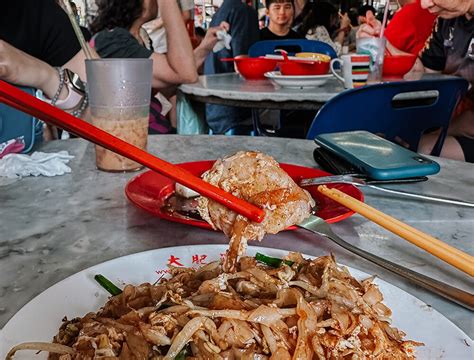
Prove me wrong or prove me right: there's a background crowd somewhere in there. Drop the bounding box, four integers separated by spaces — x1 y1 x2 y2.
0 0 472 161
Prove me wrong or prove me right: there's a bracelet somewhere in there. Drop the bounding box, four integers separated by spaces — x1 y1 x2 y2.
43 67 87 117
72 91 88 118
49 67 66 106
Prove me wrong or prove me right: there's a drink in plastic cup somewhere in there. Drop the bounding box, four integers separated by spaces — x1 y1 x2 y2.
86 59 152 172
356 37 386 83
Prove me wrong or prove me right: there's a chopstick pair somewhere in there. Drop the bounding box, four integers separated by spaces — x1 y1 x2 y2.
61 0 99 60
0 81 265 224
318 185 474 276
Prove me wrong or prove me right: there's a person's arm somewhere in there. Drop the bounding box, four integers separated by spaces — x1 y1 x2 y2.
62 49 88 81
0 40 67 99
150 0 197 88
334 13 351 47
193 22 230 68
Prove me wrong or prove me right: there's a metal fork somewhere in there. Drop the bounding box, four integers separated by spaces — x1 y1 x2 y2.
298 215 474 311
300 175 474 207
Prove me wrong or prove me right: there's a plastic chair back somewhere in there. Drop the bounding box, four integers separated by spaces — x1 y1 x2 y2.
306 77 469 156
0 86 41 153
248 39 337 59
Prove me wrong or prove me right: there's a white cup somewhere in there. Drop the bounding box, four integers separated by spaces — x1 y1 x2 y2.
330 54 371 89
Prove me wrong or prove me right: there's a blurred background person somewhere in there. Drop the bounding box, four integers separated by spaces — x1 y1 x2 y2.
358 3 377 25
298 1 351 56
417 0 474 162
358 0 437 56
204 0 259 134
260 0 302 40
90 0 197 88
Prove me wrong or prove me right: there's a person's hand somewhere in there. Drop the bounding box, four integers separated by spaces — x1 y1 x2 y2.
198 21 230 53
0 40 59 98
339 13 351 29
356 10 382 38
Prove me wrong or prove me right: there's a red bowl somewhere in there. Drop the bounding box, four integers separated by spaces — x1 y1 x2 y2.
383 54 417 78
234 58 278 80
279 59 330 76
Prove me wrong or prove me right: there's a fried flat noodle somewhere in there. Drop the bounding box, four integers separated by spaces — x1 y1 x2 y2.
197 151 315 271
9 255 423 359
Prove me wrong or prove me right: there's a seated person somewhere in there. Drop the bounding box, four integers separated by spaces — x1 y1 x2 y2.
358 0 437 56
298 1 351 56
1 0 88 140
417 0 473 162
90 0 228 132
357 0 473 162
260 0 302 40
358 4 377 25
90 0 198 89
204 0 260 134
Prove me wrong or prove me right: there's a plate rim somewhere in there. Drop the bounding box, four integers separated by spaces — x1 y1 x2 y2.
264 71 334 80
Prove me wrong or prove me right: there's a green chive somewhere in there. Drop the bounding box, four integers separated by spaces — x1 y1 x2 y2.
175 344 191 359
94 274 122 296
255 252 294 268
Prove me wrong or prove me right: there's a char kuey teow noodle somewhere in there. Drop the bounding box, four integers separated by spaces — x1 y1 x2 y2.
7 152 423 360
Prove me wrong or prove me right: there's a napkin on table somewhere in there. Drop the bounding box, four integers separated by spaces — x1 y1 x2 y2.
0 151 74 178
213 29 232 53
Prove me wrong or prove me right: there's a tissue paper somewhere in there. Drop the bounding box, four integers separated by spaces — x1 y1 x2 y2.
0 151 74 178
213 29 232 53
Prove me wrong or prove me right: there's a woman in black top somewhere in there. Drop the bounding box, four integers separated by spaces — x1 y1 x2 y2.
0 0 86 101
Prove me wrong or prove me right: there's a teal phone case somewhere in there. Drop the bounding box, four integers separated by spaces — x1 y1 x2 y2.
314 131 440 180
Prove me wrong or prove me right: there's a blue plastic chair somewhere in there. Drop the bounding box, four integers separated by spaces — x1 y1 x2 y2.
248 39 337 59
306 77 469 156
0 86 41 153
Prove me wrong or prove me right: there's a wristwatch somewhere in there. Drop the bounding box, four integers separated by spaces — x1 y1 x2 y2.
51 68 86 110
64 68 86 94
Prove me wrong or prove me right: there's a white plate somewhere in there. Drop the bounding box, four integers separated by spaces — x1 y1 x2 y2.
265 71 333 88
1 245 472 359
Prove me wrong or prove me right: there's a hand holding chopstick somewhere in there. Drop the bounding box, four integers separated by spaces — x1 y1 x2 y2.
318 185 474 276
0 81 265 223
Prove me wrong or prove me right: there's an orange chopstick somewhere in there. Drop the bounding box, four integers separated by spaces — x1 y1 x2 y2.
318 185 474 276
0 81 265 223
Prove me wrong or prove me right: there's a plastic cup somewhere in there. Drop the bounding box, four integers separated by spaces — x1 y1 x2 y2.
356 37 386 83
86 59 152 172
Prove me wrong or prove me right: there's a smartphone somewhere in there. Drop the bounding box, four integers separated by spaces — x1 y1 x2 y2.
314 131 440 180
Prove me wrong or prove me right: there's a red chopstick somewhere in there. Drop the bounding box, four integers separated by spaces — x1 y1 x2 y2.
0 80 265 223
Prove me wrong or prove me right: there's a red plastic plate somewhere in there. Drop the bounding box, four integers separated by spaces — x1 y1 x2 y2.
125 161 364 230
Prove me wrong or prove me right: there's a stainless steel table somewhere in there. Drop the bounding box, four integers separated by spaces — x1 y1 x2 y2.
1 136 473 339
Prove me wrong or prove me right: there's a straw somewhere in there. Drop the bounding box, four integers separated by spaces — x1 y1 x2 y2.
0 81 266 223
61 0 98 59
379 0 391 39
318 185 474 276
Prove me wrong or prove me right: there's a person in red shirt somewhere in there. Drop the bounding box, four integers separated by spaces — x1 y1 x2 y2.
384 0 437 55
358 0 437 55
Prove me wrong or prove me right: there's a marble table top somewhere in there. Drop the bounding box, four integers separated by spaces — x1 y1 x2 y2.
179 73 344 104
1 136 473 340
178 72 455 105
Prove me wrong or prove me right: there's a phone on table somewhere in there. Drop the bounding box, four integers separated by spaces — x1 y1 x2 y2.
313 131 440 180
